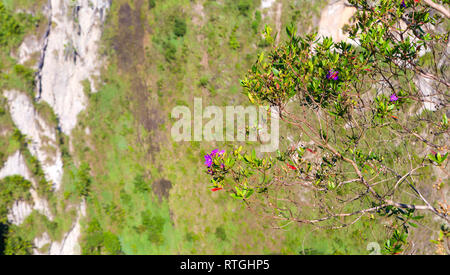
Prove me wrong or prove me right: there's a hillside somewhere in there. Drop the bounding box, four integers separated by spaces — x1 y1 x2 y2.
0 0 448 255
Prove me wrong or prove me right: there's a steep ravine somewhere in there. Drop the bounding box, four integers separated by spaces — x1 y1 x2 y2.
1 0 110 254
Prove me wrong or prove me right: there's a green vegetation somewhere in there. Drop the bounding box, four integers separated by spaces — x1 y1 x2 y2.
1 0 446 255
74 163 92 198
0 175 32 223
2 225 33 255
82 219 123 255
0 175 34 255
173 17 187 37
0 2 35 50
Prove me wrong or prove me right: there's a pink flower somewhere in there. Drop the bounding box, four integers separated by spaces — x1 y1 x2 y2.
204 149 225 167
390 93 399 102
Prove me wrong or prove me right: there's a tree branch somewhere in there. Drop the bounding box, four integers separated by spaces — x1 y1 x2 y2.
423 0 450 19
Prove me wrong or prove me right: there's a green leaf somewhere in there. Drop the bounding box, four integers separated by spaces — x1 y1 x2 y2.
408 222 418 228
245 188 254 198
271 67 280 76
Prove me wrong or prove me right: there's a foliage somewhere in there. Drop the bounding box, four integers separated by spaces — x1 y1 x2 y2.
173 17 187 37
229 26 241 50
82 219 123 255
205 0 450 254
13 64 35 88
133 174 151 193
251 10 262 34
102 231 122 255
135 211 166 245
3 225 32 255
148 0 156 10
25 152 53 198
0 2 36 50
74 162 92 197
0 175 32 223
237 0 252 16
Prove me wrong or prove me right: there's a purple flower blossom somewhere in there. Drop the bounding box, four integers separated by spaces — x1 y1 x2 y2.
326 69 339 81
204 154 213 167
390 93 399 102
401 0 406 8
204 149 225 167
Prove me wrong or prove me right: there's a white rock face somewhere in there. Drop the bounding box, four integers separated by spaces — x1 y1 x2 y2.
0 151 31 180
7 201 33 225
415 75 440 112
39 0 110 135
261 0 276 9
33 232 51 255
4 90 63 190
318 0 356 43
0 151 53 224
17 35 42 66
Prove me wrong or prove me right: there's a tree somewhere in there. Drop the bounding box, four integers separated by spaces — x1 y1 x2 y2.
81 218 123 255
205 0 449 254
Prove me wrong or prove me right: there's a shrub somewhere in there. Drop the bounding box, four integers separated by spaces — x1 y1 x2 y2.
133 174 151 193
102 231 122 255
140 211 165 245
251 10 261 34
0 2 36 51
237 0 252 16
162 39 177 61
229 26 240 50
82 219 103 255
4 229 32 255
75 162 91 197
148 0 156 9
173 17 187 37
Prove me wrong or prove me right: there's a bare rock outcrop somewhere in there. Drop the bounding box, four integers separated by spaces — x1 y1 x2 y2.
38 0 110 135
318 0 356 43
4 90 63 190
